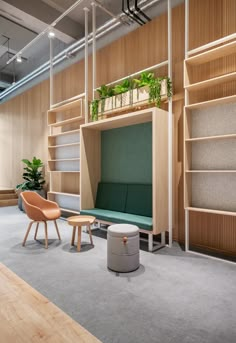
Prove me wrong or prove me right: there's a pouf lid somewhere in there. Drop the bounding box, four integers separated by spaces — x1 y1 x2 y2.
108 224 139 237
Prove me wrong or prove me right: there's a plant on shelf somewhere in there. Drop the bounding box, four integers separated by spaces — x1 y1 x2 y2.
133 71 155 88
134 72 172 107
16 157 46 191
90 72 172 121
97 84 114 114
113 78 133 95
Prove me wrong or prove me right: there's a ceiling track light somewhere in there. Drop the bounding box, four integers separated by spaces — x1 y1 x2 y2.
48 30 55 38
16 54 22 63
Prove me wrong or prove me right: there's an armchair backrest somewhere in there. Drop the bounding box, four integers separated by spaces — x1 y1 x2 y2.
21 191 47 221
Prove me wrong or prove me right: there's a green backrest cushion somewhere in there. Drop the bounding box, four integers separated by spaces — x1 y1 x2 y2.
125 184 152 217
95 182 127 212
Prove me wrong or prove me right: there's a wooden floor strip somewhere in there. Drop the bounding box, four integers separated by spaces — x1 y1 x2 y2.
0 263 102 343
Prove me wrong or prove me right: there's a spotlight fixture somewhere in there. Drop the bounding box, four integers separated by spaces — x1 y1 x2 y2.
48 30 55 38
16 54 22 63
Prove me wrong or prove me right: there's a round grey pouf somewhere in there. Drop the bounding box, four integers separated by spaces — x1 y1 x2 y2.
107 224 140 273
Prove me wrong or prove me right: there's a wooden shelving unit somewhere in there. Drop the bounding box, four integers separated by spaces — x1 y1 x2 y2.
184 38 236 252
47 96 85 214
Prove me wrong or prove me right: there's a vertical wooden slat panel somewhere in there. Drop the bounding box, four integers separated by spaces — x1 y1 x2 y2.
0 1 235 255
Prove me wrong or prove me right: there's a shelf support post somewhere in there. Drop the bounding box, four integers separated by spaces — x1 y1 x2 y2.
49 35 54 109
168 0 173 247
92 2 96 101
184 0 189 105
84 7 89 123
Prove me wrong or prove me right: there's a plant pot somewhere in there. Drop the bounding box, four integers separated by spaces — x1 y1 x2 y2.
18 189 46 212
160 78 167 96
133 86 149 104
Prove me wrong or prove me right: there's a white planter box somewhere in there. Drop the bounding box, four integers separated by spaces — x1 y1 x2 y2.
133 85 149 104
91 78 168 120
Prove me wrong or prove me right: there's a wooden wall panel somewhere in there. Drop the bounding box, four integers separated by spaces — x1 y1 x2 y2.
0 0 235 255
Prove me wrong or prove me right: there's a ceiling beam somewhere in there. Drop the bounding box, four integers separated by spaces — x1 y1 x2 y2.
1 0 84 42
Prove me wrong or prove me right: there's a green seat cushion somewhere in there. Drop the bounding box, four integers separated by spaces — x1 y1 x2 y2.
95 182 127 212
125 184 152 217
80 208 153 231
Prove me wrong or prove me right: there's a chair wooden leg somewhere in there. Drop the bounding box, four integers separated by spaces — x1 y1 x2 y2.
44 222 48 249
71 226 76 246
34 222 39 240
54 220 61 240
87 225 94 246
22 221 34 246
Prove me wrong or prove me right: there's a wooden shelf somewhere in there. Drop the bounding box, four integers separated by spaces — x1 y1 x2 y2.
48 98 84 113
81 107 157 131
185 40 236 66
185 133 236 142
185 206 236 216
48 158 80 162
48 142 80 149
48 191 80 198
185 72 236 91
186 94 236 110
186 170 236 173
48 116 84 127
49 129 80 138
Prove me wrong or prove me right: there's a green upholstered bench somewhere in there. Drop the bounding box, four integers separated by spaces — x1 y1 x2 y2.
80 182 153 231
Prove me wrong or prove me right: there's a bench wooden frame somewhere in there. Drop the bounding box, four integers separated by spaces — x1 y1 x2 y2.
80 108 169 252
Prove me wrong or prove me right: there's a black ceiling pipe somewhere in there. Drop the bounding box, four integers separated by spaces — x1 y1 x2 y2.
126 0 146 25
122 0 143 26
135 0 151 22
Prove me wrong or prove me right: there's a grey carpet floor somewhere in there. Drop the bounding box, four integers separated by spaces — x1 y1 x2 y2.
0 206 235 343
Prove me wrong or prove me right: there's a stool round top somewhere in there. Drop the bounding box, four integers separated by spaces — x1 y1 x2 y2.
108 224 139 237
67 215 96 226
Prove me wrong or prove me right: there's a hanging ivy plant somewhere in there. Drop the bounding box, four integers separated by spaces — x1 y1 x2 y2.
90 73 172 121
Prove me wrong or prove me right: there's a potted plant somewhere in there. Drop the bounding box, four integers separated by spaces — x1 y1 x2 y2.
90 73 172 121
97 84 114 114
133 72 172 106
113 78 133 108
16 157 46 211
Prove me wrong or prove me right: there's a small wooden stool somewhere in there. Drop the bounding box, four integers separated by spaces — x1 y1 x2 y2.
67 215 96 252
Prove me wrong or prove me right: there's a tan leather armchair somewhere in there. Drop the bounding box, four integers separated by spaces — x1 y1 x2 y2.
21 191 61 249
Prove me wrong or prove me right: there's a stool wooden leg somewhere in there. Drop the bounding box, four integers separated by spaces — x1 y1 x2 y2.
77 226 82 252
54 220 61 240
22 221 34 246
44 222 48 249
71 226 76 246
34 222 39 240
87 225 94 246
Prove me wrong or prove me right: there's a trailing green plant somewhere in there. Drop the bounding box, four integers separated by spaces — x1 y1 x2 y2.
16 157 46 191
166 77 172 99
149 77 162 107
91 99 99 121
